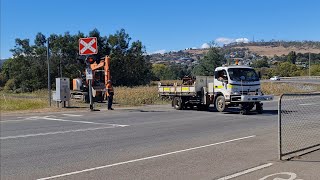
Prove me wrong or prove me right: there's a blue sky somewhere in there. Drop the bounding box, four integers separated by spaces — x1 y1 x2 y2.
1 0 320 59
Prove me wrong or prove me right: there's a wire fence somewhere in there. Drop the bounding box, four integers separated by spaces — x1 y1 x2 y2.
278 93 320 160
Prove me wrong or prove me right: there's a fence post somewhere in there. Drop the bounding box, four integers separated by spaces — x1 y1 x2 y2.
278 94 283 160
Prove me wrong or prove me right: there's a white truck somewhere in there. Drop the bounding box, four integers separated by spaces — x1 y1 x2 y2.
158 65 274 115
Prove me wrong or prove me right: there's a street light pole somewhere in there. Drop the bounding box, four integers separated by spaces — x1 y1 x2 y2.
47 38 51 106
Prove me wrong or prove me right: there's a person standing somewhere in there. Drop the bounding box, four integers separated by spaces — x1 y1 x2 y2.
106 80 114 110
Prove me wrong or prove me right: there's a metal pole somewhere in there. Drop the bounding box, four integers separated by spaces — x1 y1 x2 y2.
60 58 62 78
47 38 51 107
88 79 93 110
278 95 283 160
85 55 93 111
309 53 311 78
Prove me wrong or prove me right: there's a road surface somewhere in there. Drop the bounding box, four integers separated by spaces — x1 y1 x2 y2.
1 101 319 180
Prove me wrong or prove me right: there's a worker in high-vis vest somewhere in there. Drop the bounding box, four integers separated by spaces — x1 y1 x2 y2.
106 80 114 110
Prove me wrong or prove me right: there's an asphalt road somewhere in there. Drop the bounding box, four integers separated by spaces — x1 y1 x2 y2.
1 101 319 180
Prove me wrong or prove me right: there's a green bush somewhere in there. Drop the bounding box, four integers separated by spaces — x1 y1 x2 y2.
4 79 16 92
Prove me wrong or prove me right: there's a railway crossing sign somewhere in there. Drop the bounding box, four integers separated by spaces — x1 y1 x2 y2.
79 37 98 55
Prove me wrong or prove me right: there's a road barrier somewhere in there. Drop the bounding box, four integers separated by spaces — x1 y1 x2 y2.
280 76 320 79
278 93 320 160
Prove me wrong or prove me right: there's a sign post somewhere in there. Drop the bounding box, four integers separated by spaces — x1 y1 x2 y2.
79 37 98 110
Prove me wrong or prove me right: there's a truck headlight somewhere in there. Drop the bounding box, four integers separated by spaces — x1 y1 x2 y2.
232 91 240 95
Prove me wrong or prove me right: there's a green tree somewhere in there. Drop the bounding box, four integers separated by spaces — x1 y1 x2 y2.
310 64 320 76
275 62 300 77
1 28 152 91
287 51 297 64
108 29 151 86
125 40 152 86
251 56 269 68
152 64 167 80
192 47 224 76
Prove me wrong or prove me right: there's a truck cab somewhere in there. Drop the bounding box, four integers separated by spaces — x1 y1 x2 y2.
212 66 273 114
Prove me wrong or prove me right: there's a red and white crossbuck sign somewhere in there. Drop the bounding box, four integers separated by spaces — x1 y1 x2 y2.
79 37 98 55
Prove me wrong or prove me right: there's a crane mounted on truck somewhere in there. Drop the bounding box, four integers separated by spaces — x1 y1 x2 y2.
71 55 111 103
158 65 273 115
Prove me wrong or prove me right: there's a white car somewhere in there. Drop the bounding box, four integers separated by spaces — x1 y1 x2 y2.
270 76 280 81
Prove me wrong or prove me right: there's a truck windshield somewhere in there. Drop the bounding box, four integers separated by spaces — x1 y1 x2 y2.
228 68 259 81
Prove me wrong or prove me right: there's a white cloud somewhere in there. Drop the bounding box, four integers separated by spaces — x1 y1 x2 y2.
215 37 249 45
235 38 249 43
215 37 235 45
150 49 166 54
201 43 211 49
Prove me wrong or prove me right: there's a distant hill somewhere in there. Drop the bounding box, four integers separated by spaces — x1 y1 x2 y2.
149 41 320 64
231 45 320 57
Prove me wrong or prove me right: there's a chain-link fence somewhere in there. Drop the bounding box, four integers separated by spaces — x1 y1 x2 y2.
278 93 320 160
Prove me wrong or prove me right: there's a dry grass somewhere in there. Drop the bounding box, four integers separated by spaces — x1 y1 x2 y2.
261 82 320 95
114 86 168 106
0 91 48 112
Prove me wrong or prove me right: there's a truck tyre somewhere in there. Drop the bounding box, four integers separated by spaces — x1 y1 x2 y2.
256 102 263 114
215 95 226 112
173 97 183 110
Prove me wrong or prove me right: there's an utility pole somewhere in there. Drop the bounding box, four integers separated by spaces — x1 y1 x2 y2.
60 58 62 78
309 53 311 78
47 38 51 106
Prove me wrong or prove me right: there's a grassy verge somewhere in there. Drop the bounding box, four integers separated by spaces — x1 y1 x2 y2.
1 82 319 112
1 90 48 112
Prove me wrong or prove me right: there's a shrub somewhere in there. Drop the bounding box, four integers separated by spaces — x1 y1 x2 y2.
4 79 16 92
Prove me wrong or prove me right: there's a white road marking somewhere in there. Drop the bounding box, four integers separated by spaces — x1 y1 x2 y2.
1 116 128 128
42 116 129 127
42 116 108 125
1 119 38 123
1 116 41 123
37 135 256 180
259 172 302 180
62 114 83 117
217 163 273 180
0 125 128 140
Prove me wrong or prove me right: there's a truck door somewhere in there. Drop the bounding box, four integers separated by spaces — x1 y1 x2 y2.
214 70 228 94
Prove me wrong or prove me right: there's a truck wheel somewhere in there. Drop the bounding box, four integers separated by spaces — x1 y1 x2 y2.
248 103 255 111
215 95 226 112
256 102 263 114
173 97 183 110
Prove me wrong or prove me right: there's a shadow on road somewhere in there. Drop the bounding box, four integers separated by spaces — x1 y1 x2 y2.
290 148 320 163
128 109 169 113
